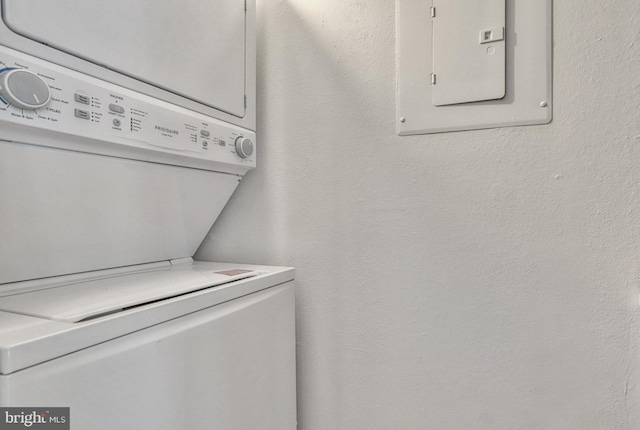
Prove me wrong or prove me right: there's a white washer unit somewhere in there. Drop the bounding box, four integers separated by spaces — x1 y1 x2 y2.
0 262 296 430
0 1 296 429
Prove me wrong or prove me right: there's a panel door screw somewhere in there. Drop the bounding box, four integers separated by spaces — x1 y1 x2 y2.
400 117 406 123
540 101 548 107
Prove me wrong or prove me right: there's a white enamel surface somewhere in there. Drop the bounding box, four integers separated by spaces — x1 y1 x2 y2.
0 262 170 298
0 280 296 430
0 266 258 323
3 0 246 117
0 142 241 285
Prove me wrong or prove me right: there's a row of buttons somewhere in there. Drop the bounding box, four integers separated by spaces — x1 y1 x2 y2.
74 93 125 122
74 92 90 120
74 91 91 121
69 93 230 145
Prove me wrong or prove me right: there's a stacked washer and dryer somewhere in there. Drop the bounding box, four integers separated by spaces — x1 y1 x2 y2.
0 1 296 429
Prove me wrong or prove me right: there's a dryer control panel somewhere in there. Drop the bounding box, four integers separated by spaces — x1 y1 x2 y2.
0 46 255 174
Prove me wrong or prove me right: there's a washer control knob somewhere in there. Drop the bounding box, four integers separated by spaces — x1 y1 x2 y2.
0 69 51 110
235 136 254 159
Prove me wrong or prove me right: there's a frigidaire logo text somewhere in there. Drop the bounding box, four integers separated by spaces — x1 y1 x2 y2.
154 125 179 135
1 408 69 429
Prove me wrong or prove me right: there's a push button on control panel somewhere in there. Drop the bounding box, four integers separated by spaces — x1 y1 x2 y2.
74 93 90 105
75 109 90 120
200 130 210 137
109 103 125 114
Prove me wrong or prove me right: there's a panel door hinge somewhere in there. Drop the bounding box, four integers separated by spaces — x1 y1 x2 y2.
245 0 247 11
244 95 247 108
431 73 436 85
430 7 436 18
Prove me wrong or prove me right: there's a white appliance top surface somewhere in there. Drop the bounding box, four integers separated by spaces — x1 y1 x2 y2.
0 264 258 323
2 0 247 117
0 260 294 375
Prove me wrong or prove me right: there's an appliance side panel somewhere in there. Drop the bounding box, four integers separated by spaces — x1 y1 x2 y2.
0 142 241 285
0 282 297 430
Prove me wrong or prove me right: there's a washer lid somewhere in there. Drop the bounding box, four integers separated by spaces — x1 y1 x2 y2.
0 265 258 323
2 0 247 117
0 261 295 375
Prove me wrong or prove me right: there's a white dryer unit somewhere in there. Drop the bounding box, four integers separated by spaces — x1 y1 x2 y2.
0 0 256 129
0 1 295 429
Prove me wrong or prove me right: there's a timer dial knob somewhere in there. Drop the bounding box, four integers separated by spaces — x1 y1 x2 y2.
235 136 254 159
0 69 51 110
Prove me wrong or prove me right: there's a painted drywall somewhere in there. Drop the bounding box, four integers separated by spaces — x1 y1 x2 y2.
197 0 640 428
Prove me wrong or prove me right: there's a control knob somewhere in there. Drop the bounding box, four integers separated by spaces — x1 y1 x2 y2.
235 136 254 159
0 69 51 110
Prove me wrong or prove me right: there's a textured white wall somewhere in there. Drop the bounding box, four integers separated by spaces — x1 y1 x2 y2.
197 0 640 428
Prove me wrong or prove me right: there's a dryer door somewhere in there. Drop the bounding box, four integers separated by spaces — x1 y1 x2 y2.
2 0 246 117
